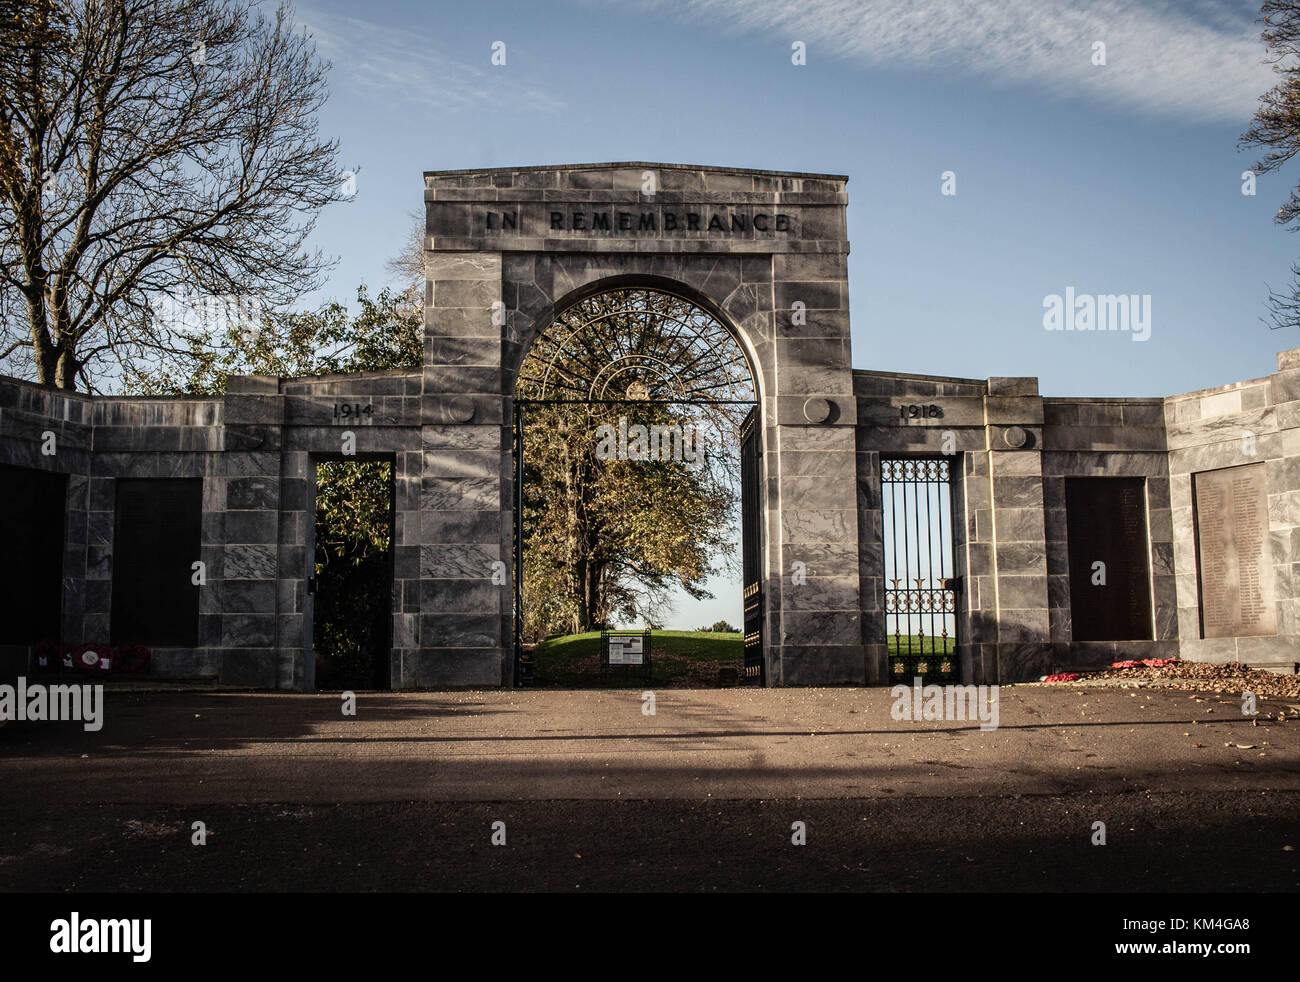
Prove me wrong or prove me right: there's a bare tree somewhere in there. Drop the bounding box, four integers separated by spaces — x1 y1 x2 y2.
385 209 424 303
0 0 345 390
1242 0 1300 329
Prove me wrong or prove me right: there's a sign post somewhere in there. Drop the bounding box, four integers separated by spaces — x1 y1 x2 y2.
600 629 652 683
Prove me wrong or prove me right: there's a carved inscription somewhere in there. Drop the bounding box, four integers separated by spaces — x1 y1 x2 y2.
1193 464 1276 638
480 210 795 235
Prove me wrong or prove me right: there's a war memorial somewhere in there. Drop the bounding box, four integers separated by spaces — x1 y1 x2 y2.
1 162 1296 690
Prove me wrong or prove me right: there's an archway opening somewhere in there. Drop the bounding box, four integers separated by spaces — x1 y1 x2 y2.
512 285 762 687
312 456 395 691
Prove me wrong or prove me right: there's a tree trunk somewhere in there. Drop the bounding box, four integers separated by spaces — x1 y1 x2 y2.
569 552 589 634
584 561 602 631
55 345 77 389
27 292 58 386
564 441 590 633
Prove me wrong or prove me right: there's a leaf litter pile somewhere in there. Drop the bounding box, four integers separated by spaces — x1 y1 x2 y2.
1040 658 1300 714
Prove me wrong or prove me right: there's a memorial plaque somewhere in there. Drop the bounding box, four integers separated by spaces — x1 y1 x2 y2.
1065 477 1154 641
1193 464 1276 638
0 465 67 643
111 478 202 645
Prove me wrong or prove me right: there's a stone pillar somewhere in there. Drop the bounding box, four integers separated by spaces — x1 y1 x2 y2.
980 377 1051 682
220 375 284 687
770 251 865 683
855 443 885 683
959 449 994 683
391 447 423 684
82 473 113 644
274 449 310 690
416 249 510 686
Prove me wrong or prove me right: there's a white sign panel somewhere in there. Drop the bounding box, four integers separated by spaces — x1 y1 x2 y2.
607 636 644 665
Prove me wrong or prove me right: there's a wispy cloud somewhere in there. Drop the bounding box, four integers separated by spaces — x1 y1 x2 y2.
301 8 565 115
598 0 1274 122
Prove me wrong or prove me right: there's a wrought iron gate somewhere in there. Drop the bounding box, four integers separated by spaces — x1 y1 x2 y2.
740 406 764 683
881 456 959 684
508 286 761 687
513 401 530 684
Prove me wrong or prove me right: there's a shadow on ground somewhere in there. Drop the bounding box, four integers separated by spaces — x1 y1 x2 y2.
1 794 1296 892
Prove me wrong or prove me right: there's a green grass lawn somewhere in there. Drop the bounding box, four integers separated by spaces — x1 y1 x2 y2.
529 630 743 687
887 634 959 682
886 634 955 655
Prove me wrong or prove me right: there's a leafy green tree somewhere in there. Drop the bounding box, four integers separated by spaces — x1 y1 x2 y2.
130 283 420 395
520 401 736 637
516 288 750 638
697 620 739 633
312 458 392 689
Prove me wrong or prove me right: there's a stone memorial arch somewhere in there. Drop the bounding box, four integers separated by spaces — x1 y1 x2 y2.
423 162 863 687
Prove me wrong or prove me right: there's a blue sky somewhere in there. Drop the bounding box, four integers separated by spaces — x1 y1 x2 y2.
292 0 1296 628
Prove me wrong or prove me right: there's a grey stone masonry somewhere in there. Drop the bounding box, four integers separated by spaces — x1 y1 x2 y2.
1042 397 1175 673
855 371 1175 683
0 369 421 688
2 161 1298 687
426 162 865 686
1165 349 1300 669
851 348 1300 682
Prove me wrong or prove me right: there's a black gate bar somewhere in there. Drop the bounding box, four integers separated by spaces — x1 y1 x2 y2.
881 456 959 683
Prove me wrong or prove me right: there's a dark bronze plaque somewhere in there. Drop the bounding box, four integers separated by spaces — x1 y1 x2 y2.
0 464 67 643
1193 464 1275 638
1065 477 1153 641
111 478 202 645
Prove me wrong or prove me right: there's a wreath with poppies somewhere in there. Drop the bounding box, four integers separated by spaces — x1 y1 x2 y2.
34 640 65 672
115 644 151 674
70 642 113 674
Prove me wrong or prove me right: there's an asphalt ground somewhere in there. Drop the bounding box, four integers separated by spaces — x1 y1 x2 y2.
2 684 1298 891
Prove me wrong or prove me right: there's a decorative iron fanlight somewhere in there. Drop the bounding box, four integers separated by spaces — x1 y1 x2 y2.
515 287 756 405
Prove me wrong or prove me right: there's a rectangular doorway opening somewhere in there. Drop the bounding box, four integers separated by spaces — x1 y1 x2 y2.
882 457 959 684
313 458 394 691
